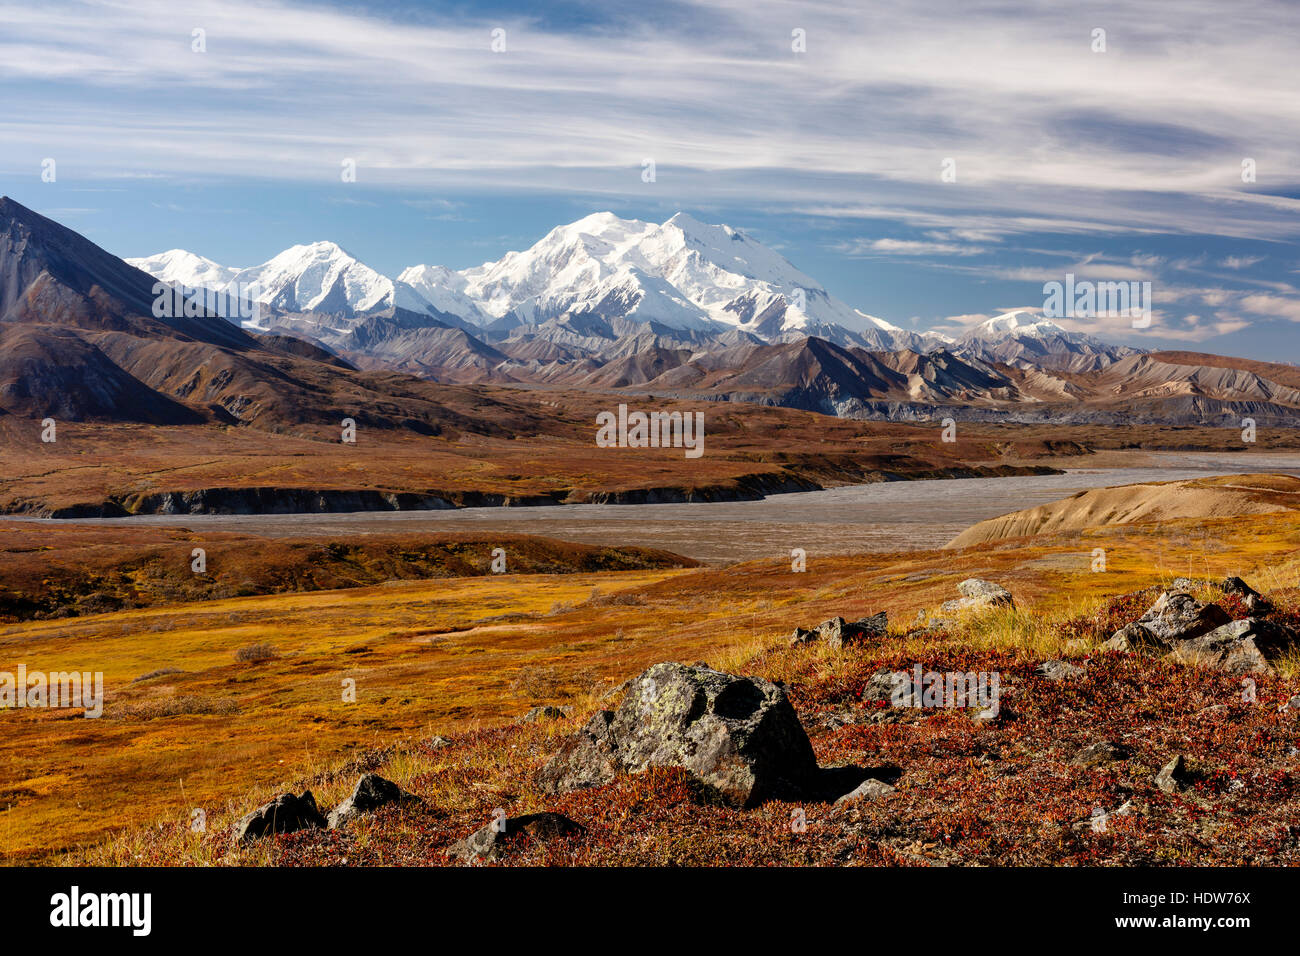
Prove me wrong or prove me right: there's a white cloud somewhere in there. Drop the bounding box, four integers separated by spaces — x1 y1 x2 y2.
1 0 1299 245
839 238 985 257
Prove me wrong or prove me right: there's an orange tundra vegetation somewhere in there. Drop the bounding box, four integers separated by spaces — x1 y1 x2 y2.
0 505 1298 863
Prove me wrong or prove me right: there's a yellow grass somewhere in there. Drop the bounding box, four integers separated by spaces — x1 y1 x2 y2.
5 508 1300 862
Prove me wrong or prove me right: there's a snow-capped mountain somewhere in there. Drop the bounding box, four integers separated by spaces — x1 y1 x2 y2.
397 264 491 325
129 211 933 349
228 241 433 318
957 310 1139 372
127 218 1137 370
130 242 444 328
447 211 922 348
126 249 238 290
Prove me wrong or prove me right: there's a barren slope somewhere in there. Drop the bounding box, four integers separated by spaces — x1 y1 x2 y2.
946 473 1300 547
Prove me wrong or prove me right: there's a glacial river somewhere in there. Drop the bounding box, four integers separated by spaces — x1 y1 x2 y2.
31 451 1300 563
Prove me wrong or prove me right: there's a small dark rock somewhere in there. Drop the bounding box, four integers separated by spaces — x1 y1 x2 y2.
792 613 888 650
450 811 585 862
327 773 422 829
1155 754 1191 793
520 705 573 724
1071 740 1132 768
1221 576 1271 614
233 790 326 845
788 626 816 646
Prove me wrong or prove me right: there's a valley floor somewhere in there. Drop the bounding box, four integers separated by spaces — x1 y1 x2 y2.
4 505 1299 864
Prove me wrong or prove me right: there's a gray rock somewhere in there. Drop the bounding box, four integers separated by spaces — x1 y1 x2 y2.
536 710 621 794
939 578 1014 615
520 705 573 724
326 773 422 829
1102 622 1162 653
1105 591 1231 652
958 578 1015 604
788 626 816 646
1170 617 1297 675
1155 754 1191 793
1035 659 1086 680
1221 576 1270 614
450 811 584 862
233 790 326 845
1073 798 1136 832
861 670 903 704
1071 740 1132 768
539 662 819 807
791 613 888 650
835 777 896 805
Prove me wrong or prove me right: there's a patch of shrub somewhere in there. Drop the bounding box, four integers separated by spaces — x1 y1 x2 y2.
234 642 277 664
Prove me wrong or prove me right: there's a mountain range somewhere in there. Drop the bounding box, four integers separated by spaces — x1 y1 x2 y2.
3 196 1298 429
126 209 1154 394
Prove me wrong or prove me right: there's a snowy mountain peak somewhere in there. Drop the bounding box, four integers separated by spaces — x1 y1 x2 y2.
957 310 1139 371
126 249 238 289
966 310 1069 341
127 216 1133 363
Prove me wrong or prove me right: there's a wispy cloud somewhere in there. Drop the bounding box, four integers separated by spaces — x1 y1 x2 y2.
838 238 985 257
4 0 1299 354
2 0 1298 244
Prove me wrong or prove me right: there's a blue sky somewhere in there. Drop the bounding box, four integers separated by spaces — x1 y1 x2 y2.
3 0 1300 359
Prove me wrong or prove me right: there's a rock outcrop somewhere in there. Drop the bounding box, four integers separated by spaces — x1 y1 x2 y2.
1169 618 1296 675
1103 586 1297 674
1103 591 1231 652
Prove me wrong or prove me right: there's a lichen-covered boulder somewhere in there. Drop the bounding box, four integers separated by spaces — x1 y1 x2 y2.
539 662 819 807
1170 618 1297 675
1103 591 1230 653
536 710 621 795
